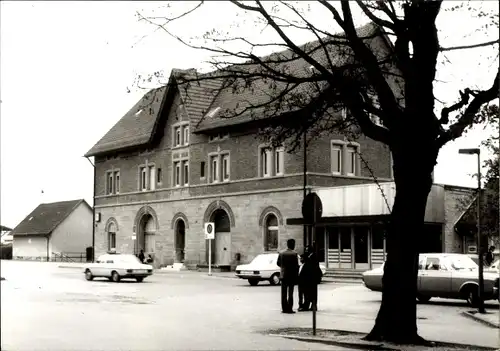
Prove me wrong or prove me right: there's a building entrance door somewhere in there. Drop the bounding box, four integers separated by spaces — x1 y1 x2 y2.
354 226 369 270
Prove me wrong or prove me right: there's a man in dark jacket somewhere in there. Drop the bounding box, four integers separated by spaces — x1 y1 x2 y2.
300 245 322 311
277 239 299 314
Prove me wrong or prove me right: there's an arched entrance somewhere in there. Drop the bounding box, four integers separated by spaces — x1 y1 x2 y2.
206 209 231 266
175 219 186 263
136 214 156 256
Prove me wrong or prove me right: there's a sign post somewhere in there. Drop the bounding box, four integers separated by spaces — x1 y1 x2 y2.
204 222 215 276
301 192 323 336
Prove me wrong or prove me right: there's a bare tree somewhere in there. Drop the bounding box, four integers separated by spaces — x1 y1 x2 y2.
138 0 499 345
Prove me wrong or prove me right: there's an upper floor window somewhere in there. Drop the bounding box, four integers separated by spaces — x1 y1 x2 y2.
346 146 357 176
182 160 189 185
261 147 272 177
208 132 230 142
173 161 181 186
157 168 163 184
200 161 206 178
183 126 189 145
139 165 156 191
331 144 342 174
210 155 219 183
174 127 182 146
330 141 360 177
222 154 230 181
274 147 284 176
106 170 120 195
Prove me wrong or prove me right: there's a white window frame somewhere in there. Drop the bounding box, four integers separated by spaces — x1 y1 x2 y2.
140 167 147 191
114 171 120 194
222 153 230 181
210 155 219 183
174 127 181 147
174 161 181 187
183 126 189 145
346 145 357 176
261 147 272 177
331 143 342 175
274 147 284 176
182 160 189 186
149 166 156 191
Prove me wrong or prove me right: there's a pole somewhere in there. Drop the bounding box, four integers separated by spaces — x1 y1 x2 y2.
86 157 96 263
477 152 485 313
303 129 307 246
312 196 317 336
208 239 212 276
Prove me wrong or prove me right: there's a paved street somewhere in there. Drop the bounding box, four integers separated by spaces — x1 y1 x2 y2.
1 260 499 350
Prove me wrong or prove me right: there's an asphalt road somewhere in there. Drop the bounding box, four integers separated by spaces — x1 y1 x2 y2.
1 260 499 350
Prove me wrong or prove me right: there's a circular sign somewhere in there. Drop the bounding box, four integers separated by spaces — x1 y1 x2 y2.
302 192 323 223
206 223 213 234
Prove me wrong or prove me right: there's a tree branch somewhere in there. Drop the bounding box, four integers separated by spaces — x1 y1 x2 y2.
437 69 500 148
355 0 395 30
440 39 499 52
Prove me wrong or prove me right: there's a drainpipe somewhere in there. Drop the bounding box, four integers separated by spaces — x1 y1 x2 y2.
86 157 96 263
46 235 50 262
303 128 307 248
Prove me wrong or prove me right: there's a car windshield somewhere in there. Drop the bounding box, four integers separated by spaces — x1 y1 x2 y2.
450 255 478 270
116 255 142 264
251 254 277 265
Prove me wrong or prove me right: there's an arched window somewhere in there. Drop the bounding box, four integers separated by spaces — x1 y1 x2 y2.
107 222 116 251
264 214 279 251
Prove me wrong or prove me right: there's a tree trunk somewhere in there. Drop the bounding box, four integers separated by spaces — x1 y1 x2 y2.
364 147 436 346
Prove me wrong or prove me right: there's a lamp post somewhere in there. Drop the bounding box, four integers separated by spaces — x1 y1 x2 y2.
458 147 485 314
85 157 96 263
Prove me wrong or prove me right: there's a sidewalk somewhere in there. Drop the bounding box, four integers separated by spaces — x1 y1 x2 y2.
462 310 500 329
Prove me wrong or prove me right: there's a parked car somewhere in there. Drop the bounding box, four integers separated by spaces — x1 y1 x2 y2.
362 253 499 306
486 259 500 273
235 252 327 286
83 253 153 283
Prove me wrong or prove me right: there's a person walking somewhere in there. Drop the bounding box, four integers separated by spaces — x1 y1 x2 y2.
138 249 145 263
277 239 299 314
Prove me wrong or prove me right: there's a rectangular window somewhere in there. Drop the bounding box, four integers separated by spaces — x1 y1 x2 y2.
183 126 189 145
274 147 284 175
174 162 181 186
107 172 113 194
140 167 147 190
222 154 230 181
346 146 357 175
108 232 116 251
261 148 271 177
149 166 156 190
210 155 219 182
157 168 163 183
331 144 342 174
114 171 120 194
183 160 189 185
200 161 206 178
174 127 181 146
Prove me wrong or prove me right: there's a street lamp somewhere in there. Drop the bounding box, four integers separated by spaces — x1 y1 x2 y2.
458 147 485 314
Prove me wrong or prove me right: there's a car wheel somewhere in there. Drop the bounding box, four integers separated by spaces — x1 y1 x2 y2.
417 294 431 303
466 287 479 307
111 271 121 283
136 277 144 283
248 279 259 286
269 273 280 286
85 269 93 281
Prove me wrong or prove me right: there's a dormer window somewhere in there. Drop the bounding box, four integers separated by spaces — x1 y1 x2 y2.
206 107 221 118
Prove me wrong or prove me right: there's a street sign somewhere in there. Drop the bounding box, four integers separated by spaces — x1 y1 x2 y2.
302 192 323 223
204 222 215 240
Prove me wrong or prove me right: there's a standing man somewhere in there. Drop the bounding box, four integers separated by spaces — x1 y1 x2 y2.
277 239 299 314
302 244 322 312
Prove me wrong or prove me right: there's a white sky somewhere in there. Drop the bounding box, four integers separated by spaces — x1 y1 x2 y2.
1 1 498 228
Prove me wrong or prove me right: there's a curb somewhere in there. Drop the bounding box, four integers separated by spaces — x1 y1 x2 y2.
269 332 498 351
269 334 396 350
461 310 500 329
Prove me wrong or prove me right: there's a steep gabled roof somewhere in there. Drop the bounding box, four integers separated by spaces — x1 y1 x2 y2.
194 22 390 132
85 22 393 156
11 199 91 236
84 86 169 157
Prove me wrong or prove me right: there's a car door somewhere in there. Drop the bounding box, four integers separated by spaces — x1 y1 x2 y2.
419 256 452 296
102 259 115 277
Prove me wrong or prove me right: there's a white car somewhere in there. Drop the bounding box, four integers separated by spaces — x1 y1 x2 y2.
235 252 327 286
83 253 153 283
